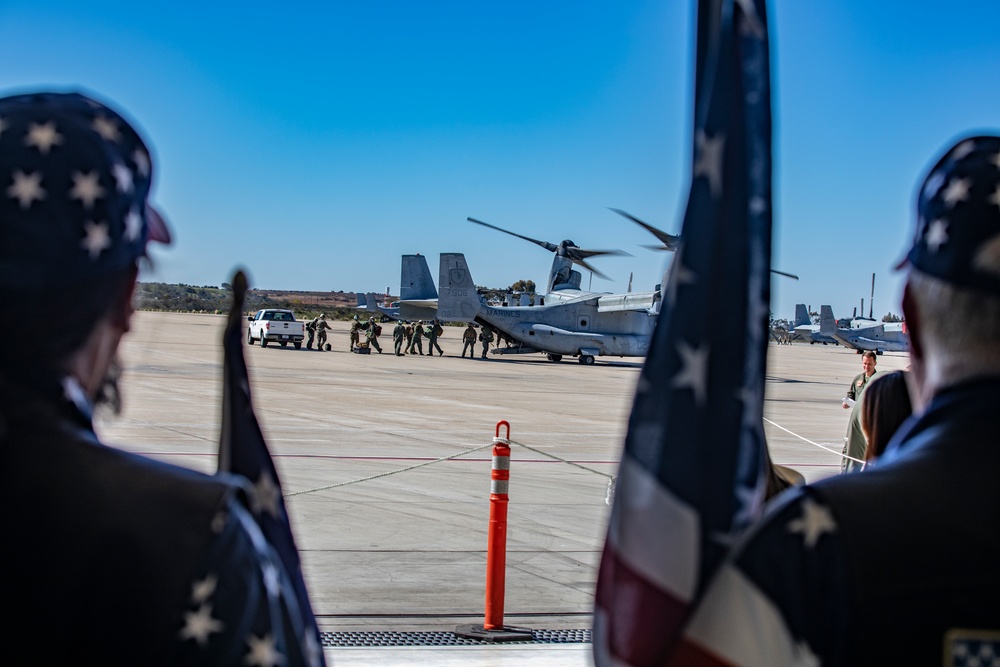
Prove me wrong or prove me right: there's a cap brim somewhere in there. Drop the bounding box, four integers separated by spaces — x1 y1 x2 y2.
147 205 172 245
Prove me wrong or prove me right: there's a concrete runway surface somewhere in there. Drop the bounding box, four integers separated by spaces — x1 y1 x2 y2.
95 311 910 665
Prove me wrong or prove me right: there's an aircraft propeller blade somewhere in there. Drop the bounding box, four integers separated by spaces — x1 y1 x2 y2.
770 269 799 280
467 217 559 253
469 215 628 275
612 207 797 280
571 247 631 261
576 257 611 281
609 207 682 252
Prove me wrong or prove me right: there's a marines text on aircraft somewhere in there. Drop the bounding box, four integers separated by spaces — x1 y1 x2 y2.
437 252 657 365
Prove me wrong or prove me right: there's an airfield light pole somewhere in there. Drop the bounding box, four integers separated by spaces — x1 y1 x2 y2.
454 420 532 642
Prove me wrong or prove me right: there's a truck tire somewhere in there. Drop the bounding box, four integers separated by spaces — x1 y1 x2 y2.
260 336 268 348
247 329 254 345
294 342 302 350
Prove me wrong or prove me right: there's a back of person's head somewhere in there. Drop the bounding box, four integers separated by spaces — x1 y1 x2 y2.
900 135 1000 381
0 91 169 383
861 370 913 463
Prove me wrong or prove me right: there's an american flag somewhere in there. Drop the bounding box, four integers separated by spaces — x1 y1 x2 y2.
219 270 326 666
593 0 773 664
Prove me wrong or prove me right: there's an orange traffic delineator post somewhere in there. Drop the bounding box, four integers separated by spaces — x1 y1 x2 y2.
455 421 533 642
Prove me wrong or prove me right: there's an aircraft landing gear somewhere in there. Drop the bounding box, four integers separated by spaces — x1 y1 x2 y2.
547 353 562 362
579 355 595 365
875 349 884 355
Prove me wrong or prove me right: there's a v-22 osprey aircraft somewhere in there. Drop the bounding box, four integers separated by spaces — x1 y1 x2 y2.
437 252 657 364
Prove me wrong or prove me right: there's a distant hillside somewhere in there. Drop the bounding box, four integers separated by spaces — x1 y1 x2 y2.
135 282 377 320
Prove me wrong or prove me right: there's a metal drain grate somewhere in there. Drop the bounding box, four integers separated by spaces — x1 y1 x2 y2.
321 628 592 647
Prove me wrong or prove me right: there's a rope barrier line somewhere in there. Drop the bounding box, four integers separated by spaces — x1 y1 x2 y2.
283 436 617 499
508 438 615 481
284 417 857 501
283 442 494 498
763 417 865 465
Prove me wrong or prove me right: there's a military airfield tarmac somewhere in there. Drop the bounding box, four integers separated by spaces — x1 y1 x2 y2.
97 311 910 666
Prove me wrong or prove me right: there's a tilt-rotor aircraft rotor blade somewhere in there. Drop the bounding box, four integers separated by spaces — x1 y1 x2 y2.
612 207 797 279
576 257 612 281
467 217 559 253
572 247 632 261
609 207 682 252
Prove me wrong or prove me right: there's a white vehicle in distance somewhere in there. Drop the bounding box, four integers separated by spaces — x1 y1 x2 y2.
247 309 305 349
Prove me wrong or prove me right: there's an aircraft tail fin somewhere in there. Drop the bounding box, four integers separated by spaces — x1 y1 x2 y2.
819 305 836 335
793 303 810 328
355 292 367 309
400 254 438 301
437 253 482 322
365 292 383 314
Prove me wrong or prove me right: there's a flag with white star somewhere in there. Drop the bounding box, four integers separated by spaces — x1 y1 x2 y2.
593 1 773 665
219 270 326 666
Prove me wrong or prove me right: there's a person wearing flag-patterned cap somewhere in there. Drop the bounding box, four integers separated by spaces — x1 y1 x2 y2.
667 136 1000 666
0 92 323 665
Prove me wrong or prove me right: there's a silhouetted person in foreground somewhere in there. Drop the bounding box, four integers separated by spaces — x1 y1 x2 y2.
0 91 323 665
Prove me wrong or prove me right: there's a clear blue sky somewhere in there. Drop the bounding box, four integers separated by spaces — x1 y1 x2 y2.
3 1 999 320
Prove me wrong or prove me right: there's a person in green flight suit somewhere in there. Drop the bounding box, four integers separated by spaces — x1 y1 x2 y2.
366 316 383 354
392 320 406 356
349 314 362 352
462 323 477 358
841 350 877 472
410 320 425 355
305 316 318 350
479 324 495 359
426 319 444 356
315 313 334 351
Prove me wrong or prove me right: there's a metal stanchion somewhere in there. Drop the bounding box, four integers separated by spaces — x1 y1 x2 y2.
455 421 533 642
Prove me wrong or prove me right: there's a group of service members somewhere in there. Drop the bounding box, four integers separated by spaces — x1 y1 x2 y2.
304 314 497 358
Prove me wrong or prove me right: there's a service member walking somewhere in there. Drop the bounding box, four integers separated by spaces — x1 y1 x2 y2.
404 321 414 353
410 320 425 355
366 316 383 353
305 316 318 350
315 313 333 351
349 314 362 352
462 323 477 358
479 325 495 359
392 320 406 356
427 319 444 356
841 350 878 472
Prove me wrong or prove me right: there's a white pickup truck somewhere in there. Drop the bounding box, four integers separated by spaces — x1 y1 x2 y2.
246 309 305 349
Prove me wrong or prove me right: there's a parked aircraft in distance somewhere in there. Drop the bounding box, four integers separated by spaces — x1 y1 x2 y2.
819 304 909 354
437 252 657 364
356 292 399 320
358 254 439 321
790 303 838 345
